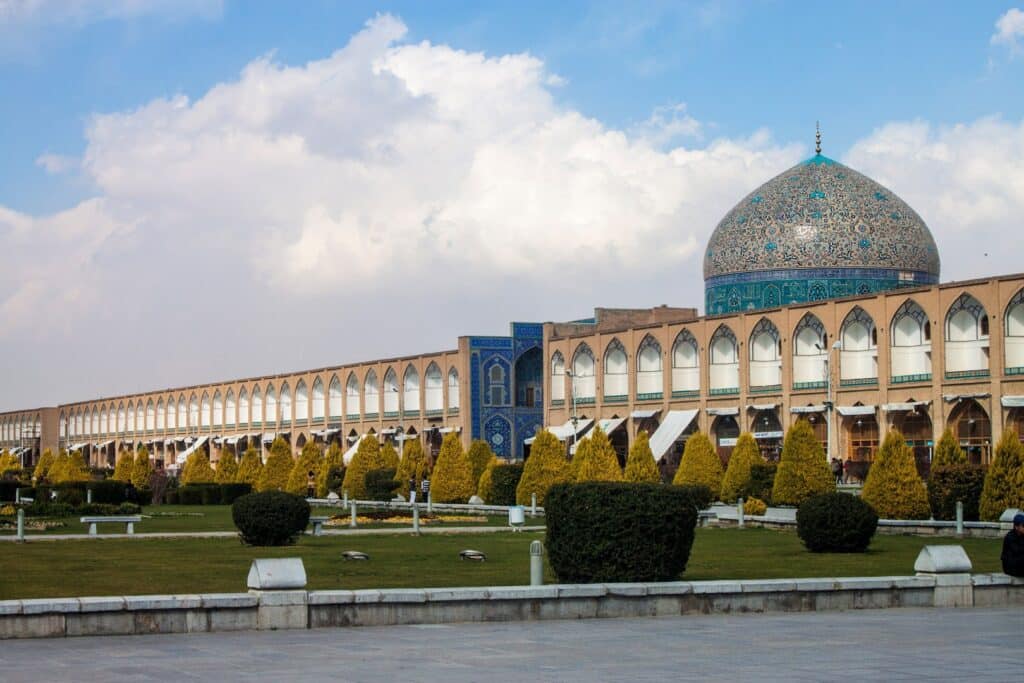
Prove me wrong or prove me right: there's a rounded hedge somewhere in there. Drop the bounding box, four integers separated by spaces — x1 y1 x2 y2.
545 482 701 583
796 492 878 553
231 491 310 546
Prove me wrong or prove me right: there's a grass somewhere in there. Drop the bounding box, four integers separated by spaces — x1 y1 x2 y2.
0 527 1004 600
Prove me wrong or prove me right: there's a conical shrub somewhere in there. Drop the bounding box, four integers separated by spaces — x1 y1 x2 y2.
720 432 765 503
476 454 499 502
317 443 345 497
132 447 154 489
257 437 294 492
467 440 495 489
771 419 834 505
572 426 622 482
431 433 476 503
396 438 428 498
112 450 134 483
236 447 263 486
623 430 660 483
180 447 215 485
381 441 400 471
861 429 930 519
33 449 56 483
342 436 384 499
672 433 723 499
932 428 966 468
517 428 571 505
979 429 1024 521
215 448 238 484
51 450 90 484
287 440 324 495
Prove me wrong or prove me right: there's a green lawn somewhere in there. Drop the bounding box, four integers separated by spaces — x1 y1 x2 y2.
0 528 1004 600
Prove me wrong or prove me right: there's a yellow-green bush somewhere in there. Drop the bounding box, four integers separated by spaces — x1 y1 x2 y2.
672 433 723 499
33 449 56 483
623 430 659 483
476 454 499 502
771 420 834 505
431 433 476 503
236 447 263 486
49 450 90 484
112 450 134 483
467 440 494 488
979 429 1024 521
257 437 294 492
180 448 215 485
341 436 384 500
517 428 571 505
215 449 238 484
861 429 930 519
131 447 154 489
381 441 400 471
396 438 428 498
572 426 622 482
932 428 966 467
317 443 345 497
720 432 764 503
743 497 768 516
0 450 20 477
286 441 323 495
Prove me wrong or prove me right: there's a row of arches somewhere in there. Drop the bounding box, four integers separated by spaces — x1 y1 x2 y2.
552 292 1024 401
58 364 461 439
0 413 41 444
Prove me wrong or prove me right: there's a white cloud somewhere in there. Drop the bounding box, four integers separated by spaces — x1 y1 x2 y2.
35 153 76 173
0 0 221 26
991 7 1024 53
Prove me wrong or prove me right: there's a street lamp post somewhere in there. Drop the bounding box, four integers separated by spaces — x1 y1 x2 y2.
817 340 843 461
564 369 579 448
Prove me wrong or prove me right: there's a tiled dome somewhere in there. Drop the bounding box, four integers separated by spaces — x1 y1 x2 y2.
703 153 940 315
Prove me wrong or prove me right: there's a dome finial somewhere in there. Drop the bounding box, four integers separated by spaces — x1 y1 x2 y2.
815 121 822 155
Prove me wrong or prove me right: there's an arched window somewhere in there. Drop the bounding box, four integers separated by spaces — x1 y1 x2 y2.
265 384 278 424
118 403 126 433
364 370 379 416
636 335 663 399
571 344 596 402
328 376 342 419
213 391 223 427
156 399 165 430
749 318 782 389
404 366 420 413
346 373 361 418
891 300 932 381
484 360 508 406
310 378 323 420
200 393 211 428
709 325 739 393
792 313 827 388
100 406 108 434
949 399 991 465
135 403 143 433
945 293 989 377
383 368 399 414
294 380 308 421
550 352 566 402
280 383 292 423
91 407 99 435
251 386 263 424
839 307 877 383
424 363 443 413
671 329 699 395
177 396 187 429
126 402 135 432
1006 289 1024 372
448 368 460 410
145 400 154 431
604 339 628 400
226 390 236 425
238 388 249 425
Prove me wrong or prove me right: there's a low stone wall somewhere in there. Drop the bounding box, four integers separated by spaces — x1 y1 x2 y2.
714 516 1007 539
3 574 1021 640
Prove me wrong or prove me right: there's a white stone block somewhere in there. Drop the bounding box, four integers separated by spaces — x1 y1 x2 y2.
645 582 693 596
254 590 307 607
307 590 356 605
487 586 558 601
832 577 895 591
78 596 126 613
20 598 79 615
914 545 973 574
971 573 1011 587
247 558 307 590
468 495 484 505
556 584 608 599
603 583 647 597
423 588 490 602
740 579 797 593
378 589 427 604
124 595 201 611
794 578 839 592
0 600 22 616
200 593 259 609
690 581 743 595
351 590 383 604
999 508 1021 523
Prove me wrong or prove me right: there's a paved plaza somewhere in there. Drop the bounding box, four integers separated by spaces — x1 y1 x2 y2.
0 608 1019 681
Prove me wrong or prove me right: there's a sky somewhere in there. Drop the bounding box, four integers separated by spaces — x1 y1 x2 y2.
2 1 1024 411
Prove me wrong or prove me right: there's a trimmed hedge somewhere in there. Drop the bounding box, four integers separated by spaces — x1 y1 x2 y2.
796 492 878 553
23 501 141 518
232 491 310 546
744 463 777 504
861 430 930 520
88 480 131 504
220 483 254 504
0 481 19 502
365 468 399 502
490 464 523 506
771 420 835 505
928 463 985 521
545 482 700 583
177 483 253 505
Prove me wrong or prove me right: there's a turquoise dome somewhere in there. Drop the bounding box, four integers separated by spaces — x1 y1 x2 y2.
703 154 940 314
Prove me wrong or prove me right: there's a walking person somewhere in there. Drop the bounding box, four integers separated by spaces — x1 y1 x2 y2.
306 470 316 499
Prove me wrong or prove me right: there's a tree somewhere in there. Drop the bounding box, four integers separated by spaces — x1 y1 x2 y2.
720 432 765 503
467 439 495 488
287 440 324 495
572 426 622 482
33 449 56 483
672 432 723 499
257 437 294 492
112 450 134 483
396 438 428 498
53 450 90 484
381 441 400 471
180 446 215 485
932 428 966 468
771 419 835 505
215 448 238 484
979 429 1024 521
623 430 660 483
342 436 384 499
236 447 263 486
317 442 345 497
431 433 476 503
0 450 22 478
131 446 154 490
516 428 571 505
861 429 930 519
476 454 499 502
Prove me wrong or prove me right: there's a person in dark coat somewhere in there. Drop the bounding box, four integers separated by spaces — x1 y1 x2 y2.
1002 513 1024 577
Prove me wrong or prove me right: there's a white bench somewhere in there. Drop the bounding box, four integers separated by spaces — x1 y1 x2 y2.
309 516 330 536
80 515 142 535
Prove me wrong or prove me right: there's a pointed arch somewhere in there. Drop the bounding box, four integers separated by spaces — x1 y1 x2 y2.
200 392 211 428
238 387 249 425
213 390 223 427
1006 288 1024 372
709 325 739 393
327 375 341 419
550 351 566 403
840 306 877 383
945 293 989 377
280 382 293 423
346 372 361 419
671 329 699 395
252 385 263 424
403 365 420 414
424 363 443 413
225 389 236 426
572 343 596 402
117 402 126 433
265 384 277 424
636 334 663 399
156 398 165 431
891 299 932 382
448 367 460 410
126 401 135 433
311 377 324 420
177 395 187 429
144 399 154 431
792 313 827 388
364 370 379 416
603 338 628 400
135 402 143 433
383 367 399 414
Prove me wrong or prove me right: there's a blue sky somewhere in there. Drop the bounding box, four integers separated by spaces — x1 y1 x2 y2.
2 1 1024 409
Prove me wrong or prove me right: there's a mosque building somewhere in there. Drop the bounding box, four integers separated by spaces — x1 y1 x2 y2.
3 131 1024 477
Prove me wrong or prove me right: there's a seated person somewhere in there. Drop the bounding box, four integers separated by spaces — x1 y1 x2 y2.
1002 513 1024 577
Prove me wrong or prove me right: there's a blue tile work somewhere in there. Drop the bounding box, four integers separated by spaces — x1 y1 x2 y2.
703 154 941 314
467 322 544 459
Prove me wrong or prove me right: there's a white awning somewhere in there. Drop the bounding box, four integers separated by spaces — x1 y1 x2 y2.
631 409 660 419
649 410 699 462
524 418 594 445
837 405 876 416
10 447 24 456
175 436 208 464
69 442 88 451
262 432 276 444
343 434 369 465
439 426 462 434
312 428 340 438
883 401 930 412
226 436 241 445
96 440 113 448
397 434 419 441
1001 396 1024 408
747 403 778 411
706 407 739 416
381 428 397 435
569 418 627 454
791 405 827 414
943 393 990 403
163 438 175 445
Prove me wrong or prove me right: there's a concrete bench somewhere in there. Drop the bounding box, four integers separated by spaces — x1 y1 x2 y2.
698 511 718 527
309 516 330 536
80 515 142 536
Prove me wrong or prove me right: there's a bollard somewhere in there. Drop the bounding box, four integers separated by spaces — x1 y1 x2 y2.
412 503 420 535
342 490 349 510
956 500 964 537
87 488 93 504
737 497 745 528
427 491 433 515
15 488 20 504
530 540 544 586
350 501 358 528
16 509 25 542
531 493 537 518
